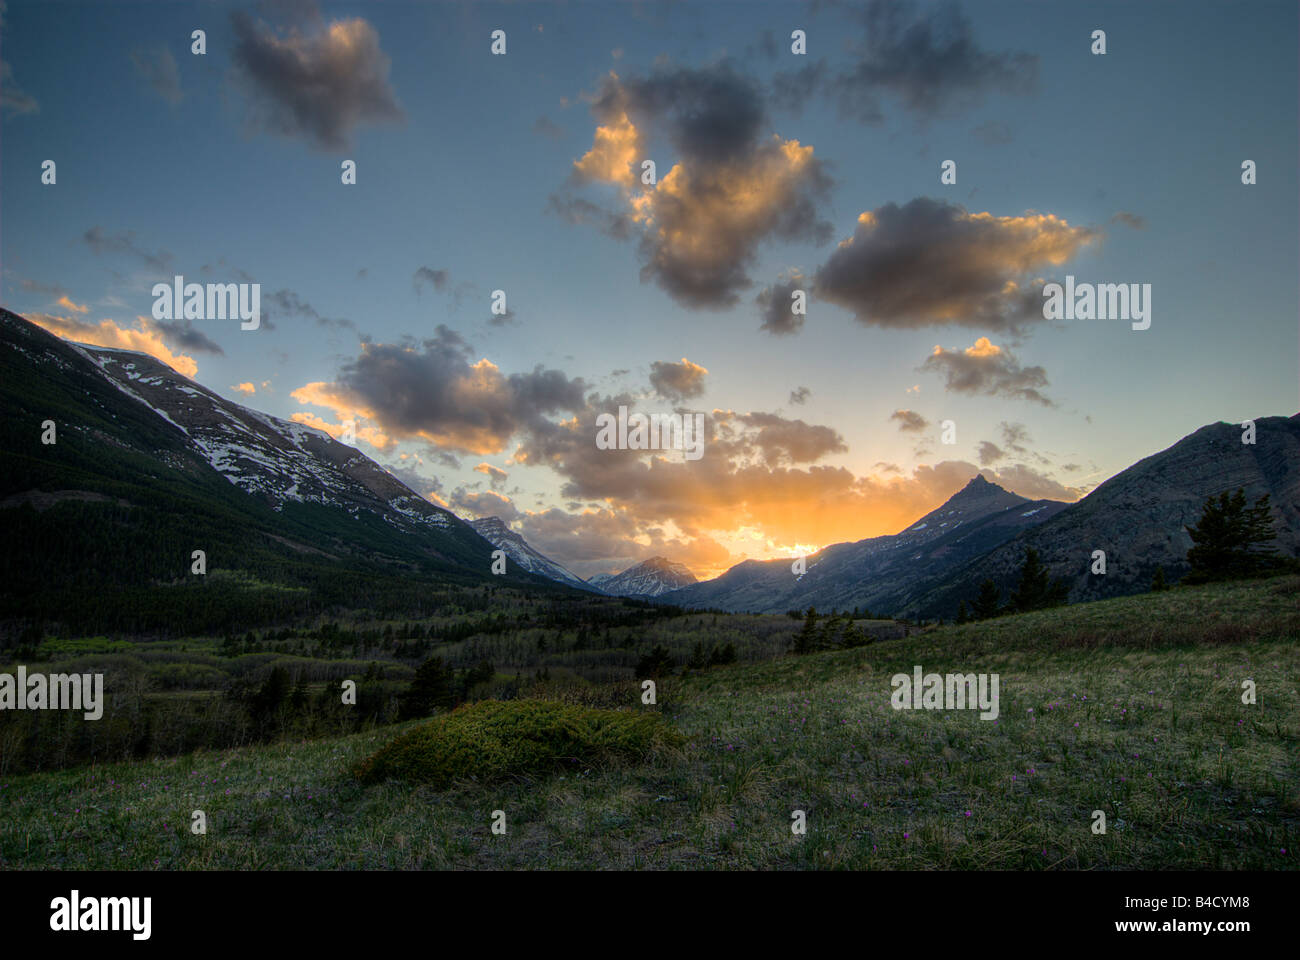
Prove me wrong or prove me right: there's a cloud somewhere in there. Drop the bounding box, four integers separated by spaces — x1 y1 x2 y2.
230 5 403 150
231 382 257 395
813 198 1097 333
920 337 1055 406
291 326 587 455
54 296 89 315
889 408 929 433
971 120 1012 145
130 46 183 104
999 420 1030 454
648 357 709 400
559 64 832 308
153 318 226 355
83 227 173 271
28 313 199 377
756 270 808 335
981 463 1081 501
774 0 1038 122
0 6 38 117
976 440 1003 465
1110 211 1147 230
413 266 449 295
733 412 846 466
789 386 810 405
382 461 444 500
533 115 565 140
474 462 509 489
1 59 38 116
451 488 520 523
263 288 351 329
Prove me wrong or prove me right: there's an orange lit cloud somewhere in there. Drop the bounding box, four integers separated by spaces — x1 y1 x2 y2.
28 313 199 377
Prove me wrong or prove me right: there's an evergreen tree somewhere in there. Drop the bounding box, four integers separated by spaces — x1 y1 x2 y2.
956 600 969 624
1009 547 1069 613
1150 566 1167 592
972 579 1001 620
1186 488 1280 581
688 640 707 670
399 656 455 720
793 606 819 654
634 645 675 680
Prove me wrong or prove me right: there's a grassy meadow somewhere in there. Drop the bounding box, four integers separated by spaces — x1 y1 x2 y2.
1 576 1297 870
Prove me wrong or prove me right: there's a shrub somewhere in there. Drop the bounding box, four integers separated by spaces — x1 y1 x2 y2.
353 699 683 788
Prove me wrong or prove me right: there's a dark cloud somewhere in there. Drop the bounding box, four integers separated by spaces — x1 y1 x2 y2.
775 0 1038 122
728 411 847 465
0 3 38 117
382 461 443 498
789 386 811 405
533 115 564 140
813 197 1097 332
230 6 403 150
153 318 226 355
413 266 449 295
451 489 520 522
999 421 1030 454
756 271 808 335
83 227 173 271
648 358 709 401
305 326 587 455
130 46 183 104
889 408 929 433
981 463 1079 501
545 195 634 241
1110 211 1147 230
976 440 1003 466
562 63 833 308
920 338 1055 406
264 288 352 329
971 120 1012 145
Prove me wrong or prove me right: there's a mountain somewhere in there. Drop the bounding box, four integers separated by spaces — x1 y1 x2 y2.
589 557 697 597
664 475 1069 614
468 516 596 591
0 308 562 632
902 415 1300 618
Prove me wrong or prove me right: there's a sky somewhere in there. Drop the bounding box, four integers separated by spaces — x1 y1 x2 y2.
2 0 1297 579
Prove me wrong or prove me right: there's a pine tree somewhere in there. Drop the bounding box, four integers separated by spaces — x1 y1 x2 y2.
1186 488 1280 581
399 656 454 719
972 579 1001 620
793 606 819 654
956 600 970 624
1009 547 1069 613
1150 566 1167 592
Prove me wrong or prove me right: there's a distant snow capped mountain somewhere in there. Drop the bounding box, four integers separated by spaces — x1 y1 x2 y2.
468 516 596 591
589 557 697 597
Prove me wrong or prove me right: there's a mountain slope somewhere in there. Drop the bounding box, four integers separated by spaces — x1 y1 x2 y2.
590 557 697 597
903 415 1300 618
468 516 597 591
665 475 1068 614
0 308 562 632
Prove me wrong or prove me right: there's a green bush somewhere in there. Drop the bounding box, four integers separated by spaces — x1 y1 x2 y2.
353 699 683 788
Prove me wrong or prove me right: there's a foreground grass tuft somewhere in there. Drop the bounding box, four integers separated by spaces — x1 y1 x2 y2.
353 700 684 788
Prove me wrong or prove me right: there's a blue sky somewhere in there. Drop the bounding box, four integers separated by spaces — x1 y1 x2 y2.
3 0 1296 577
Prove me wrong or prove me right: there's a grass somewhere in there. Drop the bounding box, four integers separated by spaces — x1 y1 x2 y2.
1 576 1296 870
